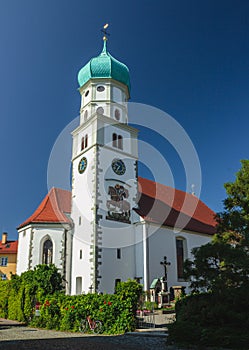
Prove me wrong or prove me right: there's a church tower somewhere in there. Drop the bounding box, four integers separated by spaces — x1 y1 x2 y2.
70 35 138 294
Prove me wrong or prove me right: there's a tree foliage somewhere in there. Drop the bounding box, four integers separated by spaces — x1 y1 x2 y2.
216 159 249 246
169 160 249 348
0 264 63 322
185 160 249 293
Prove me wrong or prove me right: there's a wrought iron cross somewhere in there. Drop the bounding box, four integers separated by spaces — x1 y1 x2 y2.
160 256 171 281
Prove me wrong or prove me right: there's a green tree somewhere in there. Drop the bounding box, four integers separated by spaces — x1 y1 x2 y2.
216 159 249 247
168 161 249 348
20 264 63 299
33 264 63 297
185 160 249 293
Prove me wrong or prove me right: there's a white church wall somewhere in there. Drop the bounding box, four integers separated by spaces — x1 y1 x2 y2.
104 125 132 153
146 224 212 292
99 244 136 293
30 226 65 272
71 146 96 294
16 226 32 275
94 83 109 101
77 124 92 154
112 86 122 102
94 143 138 293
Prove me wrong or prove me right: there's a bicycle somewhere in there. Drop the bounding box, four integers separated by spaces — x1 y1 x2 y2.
79 316 103 334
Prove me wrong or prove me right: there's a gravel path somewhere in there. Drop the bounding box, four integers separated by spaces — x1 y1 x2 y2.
0 326 167 350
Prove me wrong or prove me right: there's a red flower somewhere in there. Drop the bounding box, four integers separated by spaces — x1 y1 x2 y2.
65 307 68 311
71 306 75 309
108 301 112 306
104 301 106 304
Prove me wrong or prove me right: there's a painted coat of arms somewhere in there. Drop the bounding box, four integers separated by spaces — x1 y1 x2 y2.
106 183 131 223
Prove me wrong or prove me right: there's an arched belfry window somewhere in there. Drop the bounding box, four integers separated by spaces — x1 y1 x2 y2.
118 135 123 150
176 237 186 279
85 134 88 148
112 133 117 147
81 137 85 151
42 239 53 265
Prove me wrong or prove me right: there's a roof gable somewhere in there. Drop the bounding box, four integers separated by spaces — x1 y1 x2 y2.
18 188 71 229
0 240 18 254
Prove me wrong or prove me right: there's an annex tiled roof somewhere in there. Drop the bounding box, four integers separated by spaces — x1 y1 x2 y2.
18 188 71 229
0 240 18 254
136 177 216 235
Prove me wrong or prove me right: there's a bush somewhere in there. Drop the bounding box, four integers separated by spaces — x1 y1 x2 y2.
1 271 142 334
168 290 249 349
0 280 10 318
31 290 141 334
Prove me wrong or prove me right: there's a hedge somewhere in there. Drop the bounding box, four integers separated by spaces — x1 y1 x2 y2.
0 265 142 334
168 289 249 349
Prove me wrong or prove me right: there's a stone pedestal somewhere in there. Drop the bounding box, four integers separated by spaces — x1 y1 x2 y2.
158 291 170 308
172 285 186 299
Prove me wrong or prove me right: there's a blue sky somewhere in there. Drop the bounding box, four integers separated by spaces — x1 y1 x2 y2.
1 0 248 240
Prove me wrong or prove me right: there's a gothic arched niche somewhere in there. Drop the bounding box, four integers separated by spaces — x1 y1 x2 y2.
42 238 53 265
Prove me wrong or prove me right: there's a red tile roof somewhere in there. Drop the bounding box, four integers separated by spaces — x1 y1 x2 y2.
18 188 71 229
0 240 18 254
136 177 216 235
18 179 216 235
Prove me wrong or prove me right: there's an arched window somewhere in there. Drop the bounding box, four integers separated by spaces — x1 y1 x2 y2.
42 239 53 265
81 137 85 151
118 135 123 150
112 133 117 147
76 276 82 295
84 110 88 122
85 134 88 148
176 237 186 279
97 106 104 115
115 109 120 121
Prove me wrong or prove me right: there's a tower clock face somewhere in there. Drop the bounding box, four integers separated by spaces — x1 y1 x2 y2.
78 157 87 174
112 159 126 175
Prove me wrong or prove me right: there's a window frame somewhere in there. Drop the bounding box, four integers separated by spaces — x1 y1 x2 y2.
0 257 8 266
112 133 117 147
42 239 53 265
117 248 121 259
81 137 85 151
176 237 187 280
118 135 123 149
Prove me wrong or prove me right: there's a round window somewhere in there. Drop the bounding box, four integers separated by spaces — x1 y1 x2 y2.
96 107 104 115
85 90 89 97
97 86 105 92
115 109 120 120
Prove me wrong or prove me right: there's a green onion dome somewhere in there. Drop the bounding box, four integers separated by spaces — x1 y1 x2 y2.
78 41 131 93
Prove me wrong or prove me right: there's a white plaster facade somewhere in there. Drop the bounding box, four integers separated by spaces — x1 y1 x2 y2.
135 221 212 294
